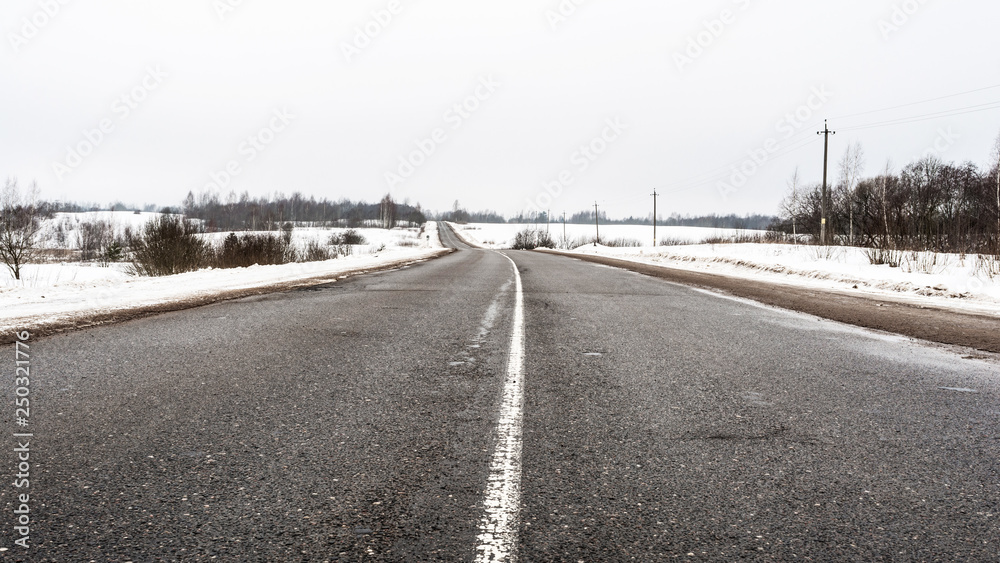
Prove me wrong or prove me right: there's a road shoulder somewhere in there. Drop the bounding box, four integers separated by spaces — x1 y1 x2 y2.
541 249 1000 354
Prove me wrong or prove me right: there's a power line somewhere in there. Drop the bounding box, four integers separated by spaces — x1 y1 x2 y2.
617 82 1000 210
630 114 836 199
655 135 821 195
839 100 1000 132
655 87 999 196
830 83 1000 121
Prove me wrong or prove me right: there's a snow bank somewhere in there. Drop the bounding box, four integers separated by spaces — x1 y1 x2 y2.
448 223 999 316
561 243 1000 317
0 223 445 334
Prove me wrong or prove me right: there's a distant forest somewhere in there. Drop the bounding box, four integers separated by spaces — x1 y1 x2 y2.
440 205 776 230
42 187 781 232
47 192 777 232
49 191 427 232
176 191 427 232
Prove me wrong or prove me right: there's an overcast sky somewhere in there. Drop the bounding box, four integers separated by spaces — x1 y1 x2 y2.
3 0 999 218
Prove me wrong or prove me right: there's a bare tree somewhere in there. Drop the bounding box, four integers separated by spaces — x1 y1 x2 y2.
774 140 999 258
379 194 397 229
77 219 115 261
781 167 802 240
837 141 866 245
880 159 893 247
993 131 1000 245
0 178 42 280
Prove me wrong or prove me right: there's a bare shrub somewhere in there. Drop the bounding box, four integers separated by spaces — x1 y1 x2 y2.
329 229 366 245
53 217 71 247
975 251 1000 279
211 232 294 269
701 232 771 244
511 230 533 250
865 247 902 268
537 230 555 249
569 235 597 248
300 239 334 262
658 236 696 247
569 235 641 248
602 237 641 247
811 245 845 261
126 215 208 276
77 219 115 261
903 251 949 274
512 228 555 250
614 237 642 247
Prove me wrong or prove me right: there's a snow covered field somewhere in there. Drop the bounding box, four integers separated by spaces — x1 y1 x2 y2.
452 222 761 249
0 219 444 333
40 210 162 247
451 222 1000 317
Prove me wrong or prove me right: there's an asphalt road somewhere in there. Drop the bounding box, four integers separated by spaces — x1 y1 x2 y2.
3 223 998 561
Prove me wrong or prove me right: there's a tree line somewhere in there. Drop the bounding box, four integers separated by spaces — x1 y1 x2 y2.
775 136 1000 254
442 200 776 230
180 191 425 231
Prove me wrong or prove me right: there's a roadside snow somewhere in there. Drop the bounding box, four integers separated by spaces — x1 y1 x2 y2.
446 223 999 316
1 224 445 334
560 243 1000 317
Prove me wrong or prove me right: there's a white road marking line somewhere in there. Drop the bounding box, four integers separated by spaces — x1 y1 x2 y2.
940 386 978 393
475 252 525 563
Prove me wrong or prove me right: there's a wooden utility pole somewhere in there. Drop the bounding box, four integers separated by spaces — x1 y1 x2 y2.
817 120 836 245
562 211 567 249
594 202 600 246
651 188 659 247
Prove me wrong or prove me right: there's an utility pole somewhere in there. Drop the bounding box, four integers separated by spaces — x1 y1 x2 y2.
594 202 600 246
562 211 567 249
817 120 836 245
547 209 550 234
651 188 659 247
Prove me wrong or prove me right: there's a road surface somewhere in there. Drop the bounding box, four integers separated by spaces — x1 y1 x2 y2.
3 223 998 561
